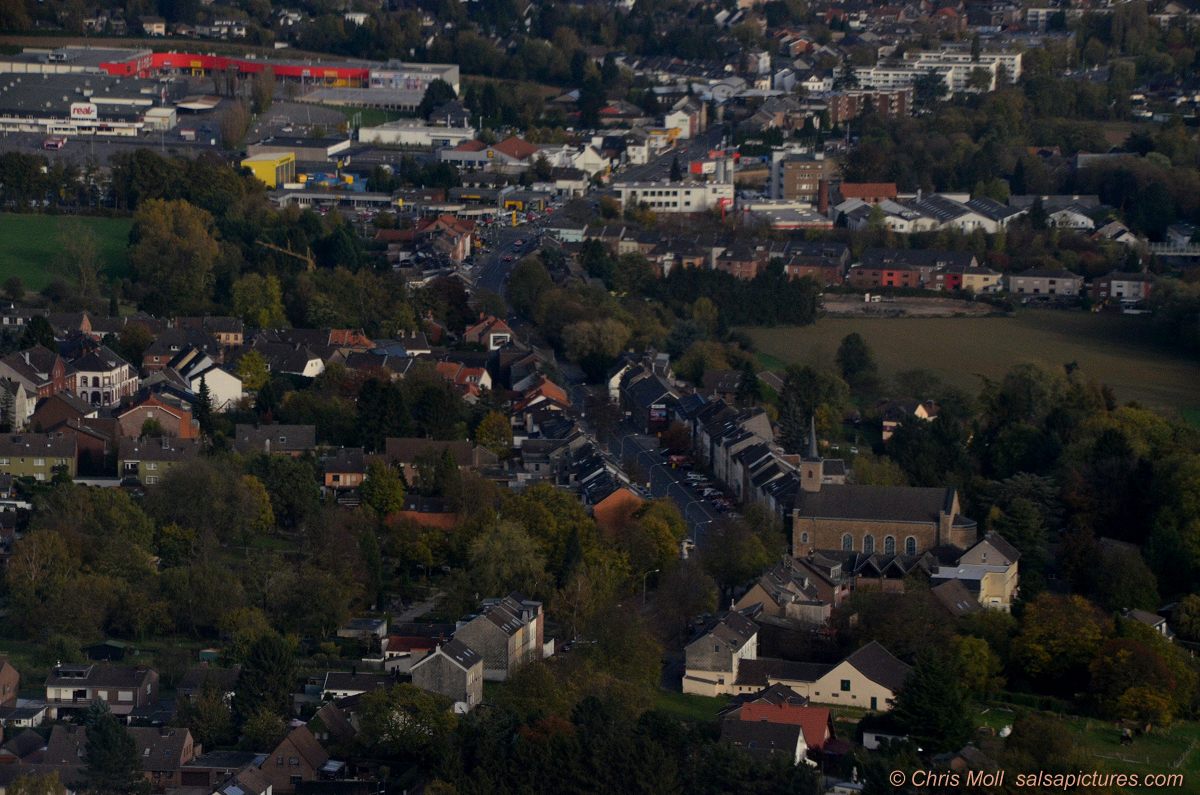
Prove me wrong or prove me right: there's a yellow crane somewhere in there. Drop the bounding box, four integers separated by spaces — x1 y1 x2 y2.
256 239 315 272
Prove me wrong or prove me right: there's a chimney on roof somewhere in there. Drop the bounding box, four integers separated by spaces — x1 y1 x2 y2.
817 178 829 215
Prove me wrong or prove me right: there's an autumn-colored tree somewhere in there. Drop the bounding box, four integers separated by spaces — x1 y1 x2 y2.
232 273 287 328
129 199 220 314
1011 593 1109 692
475 410 513 458
237 350 270 392
360 460 406 517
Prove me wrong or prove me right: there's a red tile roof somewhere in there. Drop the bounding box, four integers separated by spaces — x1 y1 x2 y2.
492 136 540 161
839 182 898 200
740 704 833 750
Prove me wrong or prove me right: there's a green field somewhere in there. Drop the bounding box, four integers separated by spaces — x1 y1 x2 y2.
744 311 1200 418
0 213 133 290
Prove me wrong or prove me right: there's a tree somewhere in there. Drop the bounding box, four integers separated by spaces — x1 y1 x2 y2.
892 649 972 754
1011 594 1108 692
240 706 286 751
232 631 297 725
360 460 406 517
129 199 220 314
251 67 275 114
777 365 848 452
951 635 1003 697
418 78 457 119
475 410 513 458
356 378 410 452
1172 595 1200 643
232 274 287 328
84 702 147 795
356 684 456 767
468 522 549 599
6 772 63 795
195 376 214 437
836 332 878 391
19 315 56 350
219 101 251 149
3 276 23 301
699 518 772 601
237 350 270 392
735 359 762 407
175 676 236 748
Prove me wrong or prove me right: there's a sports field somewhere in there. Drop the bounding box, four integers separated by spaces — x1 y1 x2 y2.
744 311 1200 418
0 213 133 291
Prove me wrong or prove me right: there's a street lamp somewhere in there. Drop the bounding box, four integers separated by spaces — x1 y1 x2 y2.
641 568 660 605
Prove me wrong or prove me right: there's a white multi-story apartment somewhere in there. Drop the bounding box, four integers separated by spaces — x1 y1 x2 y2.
613 158 735 213
856 49 1022 95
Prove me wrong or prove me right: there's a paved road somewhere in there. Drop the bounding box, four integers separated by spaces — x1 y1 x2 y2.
608 425 719 546
472 215 554 296
618 125 728 183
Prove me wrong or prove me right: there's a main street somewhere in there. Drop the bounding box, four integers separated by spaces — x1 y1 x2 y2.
606 422 719 547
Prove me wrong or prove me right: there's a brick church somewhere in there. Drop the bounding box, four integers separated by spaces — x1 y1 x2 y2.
790 424 977 557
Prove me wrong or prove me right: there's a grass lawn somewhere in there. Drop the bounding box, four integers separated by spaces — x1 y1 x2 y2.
328 105 407 128
0 213 133 290
744 311 1200 419
1070 715 1199 777
652 689 730 722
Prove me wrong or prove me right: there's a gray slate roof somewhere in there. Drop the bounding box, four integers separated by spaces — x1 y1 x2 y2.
795 484 951 523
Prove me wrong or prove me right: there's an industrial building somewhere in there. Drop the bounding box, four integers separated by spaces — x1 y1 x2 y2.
0 73 178 136
241 152 297 188
357 119 477 148
247 136 352 162
0 47 153 77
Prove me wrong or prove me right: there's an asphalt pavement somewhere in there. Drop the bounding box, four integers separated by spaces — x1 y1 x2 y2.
618 126 728 183
608 425 719 546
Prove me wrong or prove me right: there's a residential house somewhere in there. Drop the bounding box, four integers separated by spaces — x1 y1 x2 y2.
0 346 76 402
260 725 330 795
178 750 263 790
116 394 199 440
319 671 394 700
323 448 366 491
463 315 515 351
804 642 910 712
0 660 16 708
0 379 30 431
453 595 544 682
1005 268 1083 297
212 767 273 795
682 610 759 696
176 316 245 348
142 327 222 372
168 347 243 412
118 438 202 485
234 424 317 457
384 438 498 486
589 483 644 533
0 727 46 761
849 249 977 290
930 533 1020 612
0 432 76 480
336 618 388 642
71 346 137 407
44 663 159 719
620 368 677 435
175 665 240 702
1092 271 1154 304
734 556 848 624
410 639 483 711
29 392 96 433
141 15 166 34
721 719 808 765
877 399 939 442
931 578 983 618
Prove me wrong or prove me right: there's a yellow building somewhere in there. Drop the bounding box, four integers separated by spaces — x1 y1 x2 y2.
241 152 296 188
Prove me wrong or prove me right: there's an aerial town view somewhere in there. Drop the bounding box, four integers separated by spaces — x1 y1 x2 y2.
0 0 1196 792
